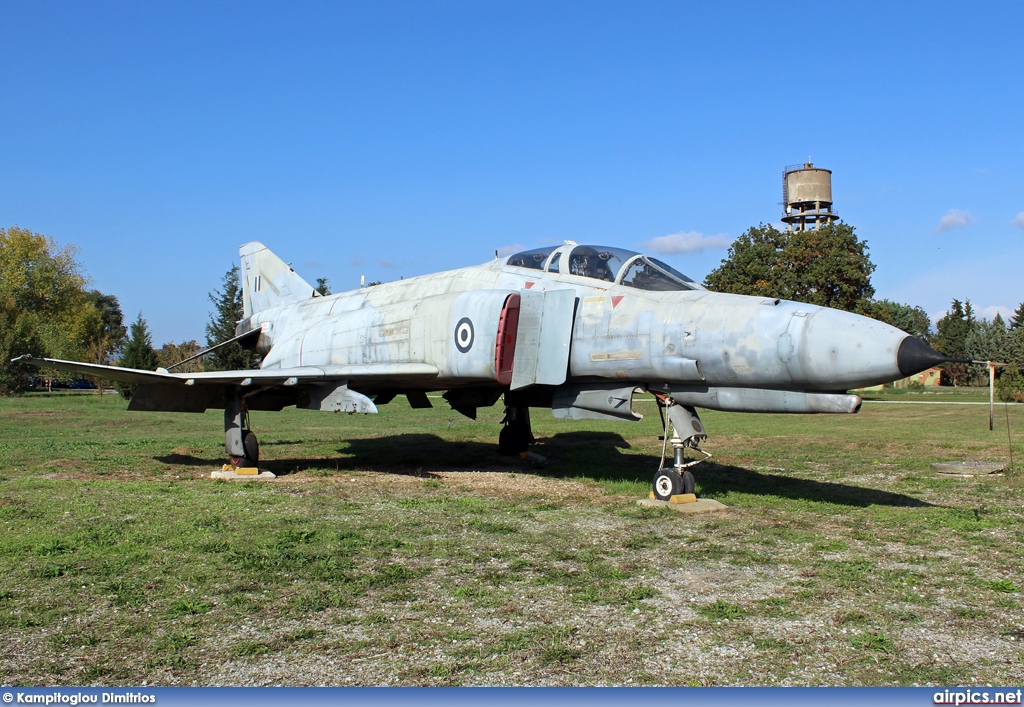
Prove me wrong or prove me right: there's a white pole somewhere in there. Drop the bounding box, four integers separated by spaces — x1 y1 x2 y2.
989 361 995 432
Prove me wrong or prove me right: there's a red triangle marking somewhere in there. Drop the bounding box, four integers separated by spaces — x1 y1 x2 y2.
525 281 535 289
611 295 624 308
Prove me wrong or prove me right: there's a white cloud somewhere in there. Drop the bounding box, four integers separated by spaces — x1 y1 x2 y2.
378 258 397 269
1013 212 1024 230
641 230 732 255
928 309 949 327
936 209 975 232
979 304 1013 322
496 244 526 258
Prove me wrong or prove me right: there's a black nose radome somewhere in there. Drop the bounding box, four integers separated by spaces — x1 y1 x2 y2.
897 336 949 377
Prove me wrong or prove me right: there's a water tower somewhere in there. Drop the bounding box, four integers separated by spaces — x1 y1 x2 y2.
781 161 837 231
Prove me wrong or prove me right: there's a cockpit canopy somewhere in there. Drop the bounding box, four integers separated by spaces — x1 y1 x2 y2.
505 244 702 291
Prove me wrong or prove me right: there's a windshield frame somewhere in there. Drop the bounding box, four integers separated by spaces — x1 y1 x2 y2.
563 245 639 283
615 255 703 291
545 247 566 273
505 244 704 290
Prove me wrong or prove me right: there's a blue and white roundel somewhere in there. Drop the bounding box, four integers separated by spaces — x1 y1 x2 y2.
454 317 474 353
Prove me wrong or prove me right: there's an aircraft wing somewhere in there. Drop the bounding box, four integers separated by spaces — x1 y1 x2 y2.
12 355 178 385
10 355 440 413
11 355 439 385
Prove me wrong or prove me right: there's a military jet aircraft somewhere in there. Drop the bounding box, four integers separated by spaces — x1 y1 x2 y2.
14 240 952 499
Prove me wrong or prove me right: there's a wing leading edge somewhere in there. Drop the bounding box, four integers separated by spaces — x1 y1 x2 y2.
11 355 438 385
10 355 439 413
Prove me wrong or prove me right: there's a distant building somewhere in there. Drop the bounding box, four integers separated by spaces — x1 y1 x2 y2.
856 367 942 392
889 367 943 388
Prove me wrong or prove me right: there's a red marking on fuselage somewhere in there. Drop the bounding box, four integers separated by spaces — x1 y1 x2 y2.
525 281 535 289
611 295 624 308
495 294 521 386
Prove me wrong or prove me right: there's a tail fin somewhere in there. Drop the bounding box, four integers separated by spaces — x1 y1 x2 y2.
239 242 318 317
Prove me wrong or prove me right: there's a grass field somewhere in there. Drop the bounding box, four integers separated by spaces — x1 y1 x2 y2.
1 390 1022 686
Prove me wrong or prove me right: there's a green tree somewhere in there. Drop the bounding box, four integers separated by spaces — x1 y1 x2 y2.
157 340 204 373
1002 326 1024 371
964 314 1008 386
315 277 331 296
204 265 258 371
83 290 126 365
1 317 46 395
1009 302 1024 330
997 365 1023 402
1 226 99 394
867 299 932 342
704 223 786 299
116 313 158 399
704 221 875 312
933 299 976 386
933 300 973 357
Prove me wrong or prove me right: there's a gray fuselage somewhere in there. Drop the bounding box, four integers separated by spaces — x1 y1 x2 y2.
241 256 912 395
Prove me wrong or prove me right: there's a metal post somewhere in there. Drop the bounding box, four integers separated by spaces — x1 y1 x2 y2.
989 361 995 432
672 432 685 470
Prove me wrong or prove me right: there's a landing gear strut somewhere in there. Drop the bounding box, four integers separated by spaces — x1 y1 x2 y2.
499 404 533 455
650 392 711 501
225 391 260 468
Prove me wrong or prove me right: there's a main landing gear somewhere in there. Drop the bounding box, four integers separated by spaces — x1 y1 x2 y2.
225 391 260 468
650 392 711 501
498 403 534 456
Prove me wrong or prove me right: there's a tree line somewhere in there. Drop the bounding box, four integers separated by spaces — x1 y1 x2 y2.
1 227 125 394
932 300 1024 396
2 223 1021 399
1 226 333 396
703 221 1024 399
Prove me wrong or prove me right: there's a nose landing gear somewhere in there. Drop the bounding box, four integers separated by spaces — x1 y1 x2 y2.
650 392 711 501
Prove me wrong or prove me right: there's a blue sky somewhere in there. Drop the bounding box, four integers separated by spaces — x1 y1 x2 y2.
2 1 1022 346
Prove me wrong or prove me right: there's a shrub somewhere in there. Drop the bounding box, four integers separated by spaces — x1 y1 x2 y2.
997 365 1024 403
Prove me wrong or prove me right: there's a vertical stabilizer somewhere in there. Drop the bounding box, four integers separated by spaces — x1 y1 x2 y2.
239 242 317 317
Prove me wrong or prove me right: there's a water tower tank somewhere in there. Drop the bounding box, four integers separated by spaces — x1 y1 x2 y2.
781 161 837 231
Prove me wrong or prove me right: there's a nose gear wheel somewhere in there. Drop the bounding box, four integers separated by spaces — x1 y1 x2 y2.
650 391 710 499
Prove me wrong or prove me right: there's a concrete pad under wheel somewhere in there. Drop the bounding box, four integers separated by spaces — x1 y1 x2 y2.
637 498 728 513
932 461 1006 477
211 469 277 481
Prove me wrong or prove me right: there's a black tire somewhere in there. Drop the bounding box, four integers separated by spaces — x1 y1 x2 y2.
242 430 259 465
498 424 530 455
652 469 683 501
681 469 695 495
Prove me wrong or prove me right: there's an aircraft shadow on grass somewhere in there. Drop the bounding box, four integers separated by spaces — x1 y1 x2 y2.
154 430 931 509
